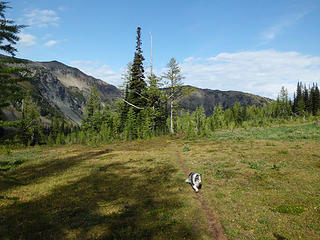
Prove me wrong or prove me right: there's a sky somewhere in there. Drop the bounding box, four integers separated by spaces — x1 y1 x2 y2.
6 0 320 99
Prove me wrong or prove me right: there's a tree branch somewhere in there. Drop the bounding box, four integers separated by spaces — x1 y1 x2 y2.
121 98 144 110
132 90 149 100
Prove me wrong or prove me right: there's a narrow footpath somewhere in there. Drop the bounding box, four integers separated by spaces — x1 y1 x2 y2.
172 144 227 240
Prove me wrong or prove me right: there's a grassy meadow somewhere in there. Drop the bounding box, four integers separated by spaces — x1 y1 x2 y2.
0 123 320 239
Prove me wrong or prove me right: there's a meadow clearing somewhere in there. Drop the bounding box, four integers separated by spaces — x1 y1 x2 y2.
0 123 319 239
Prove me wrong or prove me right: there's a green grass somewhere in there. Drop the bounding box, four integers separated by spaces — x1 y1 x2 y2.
273 205 306 215
212 123 320 141
0 143 207 239
0 147 43 172
0 123 320 239
183 146 191 152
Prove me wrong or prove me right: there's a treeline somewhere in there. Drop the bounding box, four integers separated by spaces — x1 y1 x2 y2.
1 10 320 148
65 83 319 143
292 82 320 116
1 67 319 147
175 84 320 138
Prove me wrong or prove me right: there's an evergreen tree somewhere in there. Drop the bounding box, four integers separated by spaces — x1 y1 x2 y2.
303 84 311 114
0 1 25 56
146 74 167 133
277 86 292 117
127 27 147 111
0 1 26 132
292 92 296 113
123 107 137 140
85 86 101 117
48 114 60 143
19 92 42 145
241 105 247 123
312 83 320 116
119 62 132 130
296 98 305 116
231 102 242 125
310 84 315 115
82 86 103 131
192 106 207 136
293 82 303 114
210 105 224 130
224 108 234 126
140 107 154 139
112 113 121 137
0 64 23 111
162 58 184 134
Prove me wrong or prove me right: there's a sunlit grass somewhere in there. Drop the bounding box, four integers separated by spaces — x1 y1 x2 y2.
179 124 320 239
212 123 320 141
0 123 319 239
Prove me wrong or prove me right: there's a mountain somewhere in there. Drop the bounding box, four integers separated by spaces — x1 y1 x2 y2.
179 86 272 115
1 55 272 123
0 54 121 124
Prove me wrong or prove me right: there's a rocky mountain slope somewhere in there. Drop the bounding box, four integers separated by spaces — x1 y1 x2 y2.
0 54 121 124
1 54 272 124
179 86 272 115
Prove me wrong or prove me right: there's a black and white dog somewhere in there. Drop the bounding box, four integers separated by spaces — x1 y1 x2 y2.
185 172 202 193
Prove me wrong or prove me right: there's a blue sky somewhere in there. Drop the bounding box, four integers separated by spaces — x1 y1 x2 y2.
7 0 320 98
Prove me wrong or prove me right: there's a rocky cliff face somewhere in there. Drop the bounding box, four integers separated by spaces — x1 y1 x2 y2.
39 61 120 102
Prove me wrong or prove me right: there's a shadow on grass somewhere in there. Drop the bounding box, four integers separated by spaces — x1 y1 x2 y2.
0 149 112 192
0 159 199 239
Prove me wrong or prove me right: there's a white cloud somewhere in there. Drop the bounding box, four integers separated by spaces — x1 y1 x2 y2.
260 11 308 44
180 50 320 99
44 40 58 46
18 33 36 46
70 50 320 99
70 60 121 86
24 9 59 28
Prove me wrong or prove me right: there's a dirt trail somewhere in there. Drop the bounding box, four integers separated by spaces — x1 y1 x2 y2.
173 146 227 240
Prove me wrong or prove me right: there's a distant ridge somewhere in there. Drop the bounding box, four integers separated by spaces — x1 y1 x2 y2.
0 54 272 123
179 85 272 115
0 54 121 123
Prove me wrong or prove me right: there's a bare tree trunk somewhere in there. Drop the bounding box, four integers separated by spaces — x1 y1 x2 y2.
170 100 174 134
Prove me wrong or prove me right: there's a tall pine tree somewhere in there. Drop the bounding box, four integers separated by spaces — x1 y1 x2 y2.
127 27 147 111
